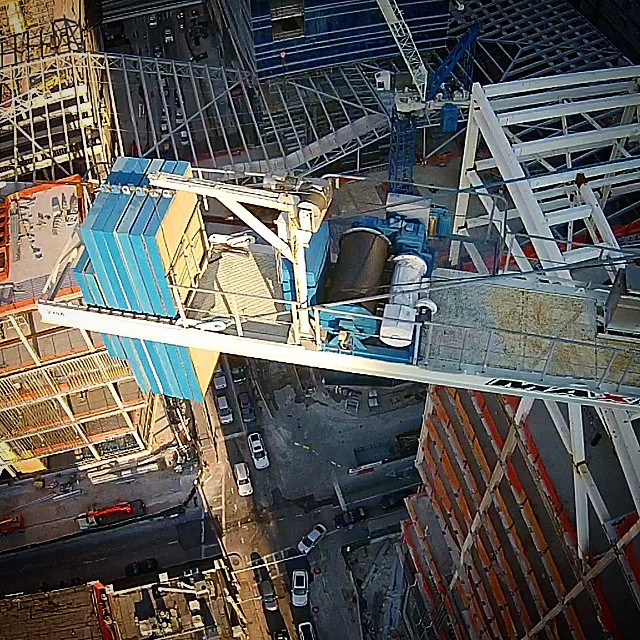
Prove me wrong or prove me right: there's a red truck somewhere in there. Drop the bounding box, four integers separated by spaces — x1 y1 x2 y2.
0 513 24 534
76 500 146 530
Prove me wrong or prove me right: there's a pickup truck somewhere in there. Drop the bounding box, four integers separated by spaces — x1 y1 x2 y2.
76 499 146 530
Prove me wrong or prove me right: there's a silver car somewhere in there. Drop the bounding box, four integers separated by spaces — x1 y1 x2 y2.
297 524 327 554
248 432 269 470
291 569 308 607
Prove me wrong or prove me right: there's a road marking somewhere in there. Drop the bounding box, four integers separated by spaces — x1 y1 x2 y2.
167 540 179 546
83 557 107 564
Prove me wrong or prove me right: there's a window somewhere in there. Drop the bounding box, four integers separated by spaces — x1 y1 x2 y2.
270 0 304 40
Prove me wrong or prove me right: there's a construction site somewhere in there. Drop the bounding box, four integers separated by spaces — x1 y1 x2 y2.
1 1 640 640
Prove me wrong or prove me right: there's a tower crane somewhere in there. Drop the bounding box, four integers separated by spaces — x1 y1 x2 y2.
38 152 640 410
375 0 479 193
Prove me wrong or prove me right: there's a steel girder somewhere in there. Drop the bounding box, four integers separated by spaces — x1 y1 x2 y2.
449 65 640 638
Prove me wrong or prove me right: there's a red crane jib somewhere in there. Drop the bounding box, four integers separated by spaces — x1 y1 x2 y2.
90 502 133 518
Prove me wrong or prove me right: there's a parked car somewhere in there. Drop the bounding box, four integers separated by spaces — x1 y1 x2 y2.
248 432 269 469
229 357 248 383
259 578 278 611
148 14 157 28
125 557 158 577
238 391 256 423
213 369 227 390
190 51 208 62
216 395 234 425
290 569 308 607
177 11 185 28
379 487 414 511
272 631 289 640
180 129 189 146
164 28 174 44
234 462 253 497
250 551 269 583
334 506 367 529
297 524 327 554
298 622 317 640
153 44 162 58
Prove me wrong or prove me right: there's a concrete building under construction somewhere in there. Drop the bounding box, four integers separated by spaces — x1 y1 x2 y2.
0 178 167 476
2 2 640 640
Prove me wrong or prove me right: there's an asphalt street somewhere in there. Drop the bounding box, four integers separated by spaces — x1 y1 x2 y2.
0 506 219 596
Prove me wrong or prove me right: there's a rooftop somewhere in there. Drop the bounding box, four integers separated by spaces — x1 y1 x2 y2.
0 180 83 313
0 585 102 640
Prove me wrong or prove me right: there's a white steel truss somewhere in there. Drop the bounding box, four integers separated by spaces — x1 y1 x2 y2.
454 66 640 276
443 65 640 638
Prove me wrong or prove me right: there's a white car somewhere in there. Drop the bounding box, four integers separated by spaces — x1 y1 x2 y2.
291 569 308 607
164 28 174 44
248 433 269 470
216 395 233 425
297 524 327 554
149 14 158 28
234 462 253 497
213 370 227 390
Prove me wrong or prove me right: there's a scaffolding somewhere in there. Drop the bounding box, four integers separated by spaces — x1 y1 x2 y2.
0 182 157 476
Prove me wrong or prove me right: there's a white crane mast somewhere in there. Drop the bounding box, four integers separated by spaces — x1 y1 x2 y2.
375 0 429 101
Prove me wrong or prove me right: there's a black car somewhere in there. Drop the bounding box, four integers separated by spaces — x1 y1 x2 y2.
272 631 290 640
238 391 256 423
334 507 367 529
228 356 248 383
125 557 159 577
250 551 269 583
379 487 414 511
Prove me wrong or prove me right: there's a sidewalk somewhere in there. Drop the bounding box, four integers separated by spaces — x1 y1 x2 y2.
0 456 197 554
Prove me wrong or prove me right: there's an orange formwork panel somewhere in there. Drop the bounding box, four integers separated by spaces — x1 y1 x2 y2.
420 427 504 638
436 392 532 629
446 388 551 622
433 389 534 634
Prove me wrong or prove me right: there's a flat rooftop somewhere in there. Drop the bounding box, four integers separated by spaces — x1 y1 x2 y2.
1 182 80 312
0 585 102 640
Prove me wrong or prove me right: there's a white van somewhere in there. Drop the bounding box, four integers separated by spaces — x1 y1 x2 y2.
234 462 253 496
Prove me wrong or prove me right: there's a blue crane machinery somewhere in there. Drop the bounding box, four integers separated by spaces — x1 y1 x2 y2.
375 0 479 193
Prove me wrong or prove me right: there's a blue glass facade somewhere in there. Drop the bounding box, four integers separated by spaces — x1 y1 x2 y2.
213 0 450 78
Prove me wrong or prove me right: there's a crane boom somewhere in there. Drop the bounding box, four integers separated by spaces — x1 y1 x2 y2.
376 0 428 101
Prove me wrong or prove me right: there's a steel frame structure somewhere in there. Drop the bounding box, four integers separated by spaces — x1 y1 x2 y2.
410 65 640 638
0 301 153 475
1 0 630 185
452 0 628 84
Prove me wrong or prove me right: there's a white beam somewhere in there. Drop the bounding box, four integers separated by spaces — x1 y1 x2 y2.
497 93 640 126
597 408 640 513
528 157 640 190
512 123 640 161
489 81 639 112
484 66 640 98
569 404 589 560
37 301 640 409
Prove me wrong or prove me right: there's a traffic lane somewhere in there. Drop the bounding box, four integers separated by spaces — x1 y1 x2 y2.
0 508 210 595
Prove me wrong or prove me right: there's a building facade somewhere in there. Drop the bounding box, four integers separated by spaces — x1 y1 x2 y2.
0 180 162 477
211 0 450 78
